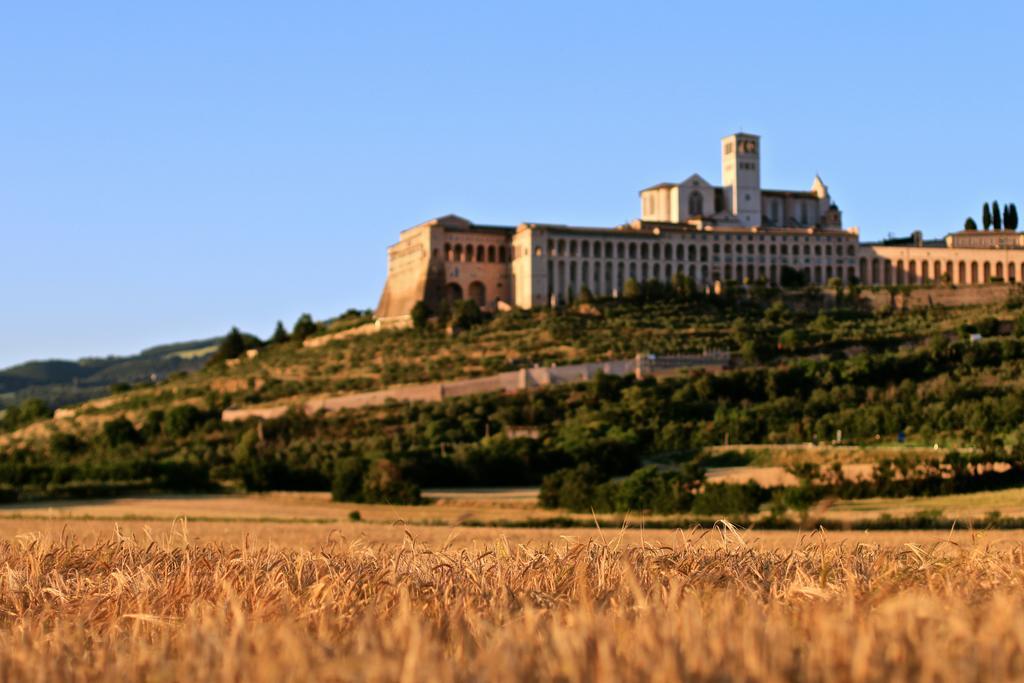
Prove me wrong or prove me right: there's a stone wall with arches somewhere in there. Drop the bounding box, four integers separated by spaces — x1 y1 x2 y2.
857 245 1024 287
511 223 859 307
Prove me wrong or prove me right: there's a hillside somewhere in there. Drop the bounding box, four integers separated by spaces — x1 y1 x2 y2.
5 283 1024 519
0 337 221 409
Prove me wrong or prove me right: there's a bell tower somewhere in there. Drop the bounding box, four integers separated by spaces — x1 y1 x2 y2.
721 133 762 226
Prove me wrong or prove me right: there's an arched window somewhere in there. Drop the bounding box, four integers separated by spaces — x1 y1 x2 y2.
498 246 507 262
454 244 463 261
688 191 704 216
476 245 485 262
445 243 453 261
487 245 496 262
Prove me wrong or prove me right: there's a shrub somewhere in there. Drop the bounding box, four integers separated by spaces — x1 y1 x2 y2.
332 456 367 502
690 482 769 515
162 405 203 438
411 301 430 330
103 417 139 447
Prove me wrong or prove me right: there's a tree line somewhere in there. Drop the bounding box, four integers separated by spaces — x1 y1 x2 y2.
964 201 1019 231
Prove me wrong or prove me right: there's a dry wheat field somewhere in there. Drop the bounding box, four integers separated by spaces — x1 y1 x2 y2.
2 524 1024 682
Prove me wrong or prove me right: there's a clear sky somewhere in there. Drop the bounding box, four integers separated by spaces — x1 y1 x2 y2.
3 1 1023 368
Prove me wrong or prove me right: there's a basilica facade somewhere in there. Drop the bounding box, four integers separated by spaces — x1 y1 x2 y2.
375 133 1022 321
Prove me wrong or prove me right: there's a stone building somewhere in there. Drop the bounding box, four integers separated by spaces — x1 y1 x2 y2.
375 133 1021 322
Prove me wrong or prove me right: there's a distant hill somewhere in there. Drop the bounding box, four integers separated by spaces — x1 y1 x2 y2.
0 338 221 409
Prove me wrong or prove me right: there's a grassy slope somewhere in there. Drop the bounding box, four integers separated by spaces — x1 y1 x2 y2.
58 296 1004 424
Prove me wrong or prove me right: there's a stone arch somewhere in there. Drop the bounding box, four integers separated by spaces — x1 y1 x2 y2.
1011 262 1018 282
883 260 892 285
996 262 1004 280
476 245 485 262
908 260 917 284
498 246 507 262
859 258 868 283
921 260 930 282
581 241 590 258
640 243 649 259
971 262 979 284
983 262 992 282
453 244 463 262
676 244 685 260
445 282 463 303
688 245 697 260
700 245 708 261
629 243 637 259
958 261 966 284
617 242 625 259
895 260 905 284
468 281 486 307
871 259 880 285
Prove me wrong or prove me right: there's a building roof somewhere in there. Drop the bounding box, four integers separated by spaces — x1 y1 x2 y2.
638 181 677 193
762 189 818 199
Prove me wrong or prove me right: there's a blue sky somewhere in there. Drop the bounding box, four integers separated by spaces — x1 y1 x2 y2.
3 1 1023 368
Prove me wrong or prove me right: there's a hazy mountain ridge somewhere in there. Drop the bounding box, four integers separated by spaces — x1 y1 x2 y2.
0 337 222 408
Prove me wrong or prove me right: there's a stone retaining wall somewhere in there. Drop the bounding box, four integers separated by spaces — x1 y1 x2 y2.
221 352 729 422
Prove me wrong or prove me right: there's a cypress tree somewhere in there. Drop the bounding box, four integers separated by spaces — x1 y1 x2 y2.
210 327 246 364
993 201 1002 230
270 321 290 344
1009 204 1019 231
1004 204 1012 230
983 203 992 230
292 313 317 341
964 217 978 231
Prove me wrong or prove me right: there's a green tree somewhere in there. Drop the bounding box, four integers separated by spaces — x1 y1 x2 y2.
778 328 800 352
103 416 139 447
983 202 992 230
622 277 641 299
993 201 1002 230
671 272 697 299
270 321 290 344
964 217 978 231
163 405 202 438
450 299 483 330
292 313 317 341
210 327 246 364
1009 204 1020 231
331 456 367 502
410 301 430 330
